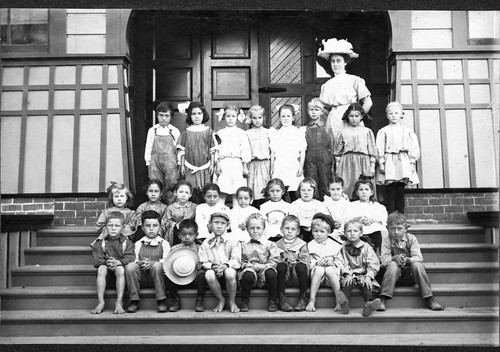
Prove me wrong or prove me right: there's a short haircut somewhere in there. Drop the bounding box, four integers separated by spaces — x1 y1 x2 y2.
143 179 164 192
106 182 134 208
106 211 125 224
248 105 265 117
344 218 363 232
308 97 325 110
328 176 345 187
311 217 332 232
179 218 198 233
141 210 162 224
387 211 408 227
296 177 319 199
386 101 403 113
281 214 300 228
186 102 210 125
203 183 220 195
174 180 193 194
245 213 266 228
156 102 174 115
236 186 253 199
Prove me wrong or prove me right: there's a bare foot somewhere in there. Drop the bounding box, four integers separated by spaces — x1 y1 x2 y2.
305 301 316 312
91 302 104 314
229 302 240 313
114 303 126 314
213 299 225 312
333 303 341 311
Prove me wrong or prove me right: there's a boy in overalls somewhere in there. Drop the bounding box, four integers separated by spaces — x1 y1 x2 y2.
144 102 180 204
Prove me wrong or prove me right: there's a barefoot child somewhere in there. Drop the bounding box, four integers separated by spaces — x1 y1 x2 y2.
90 211 135 314
275 215 310 312
229 186 261 242
163 180 197 246
164 219 207 312
305 213 348 313
340 219 382 317
125 210 170 313
379 211 443 311
199 212 241 312
239 213 280 312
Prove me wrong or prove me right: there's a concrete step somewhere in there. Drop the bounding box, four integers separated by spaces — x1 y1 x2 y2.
1 333 498 346
24 246 91 265
1 284 498 311
35 227 97 247
409 225 486 243
420 243 499 262
11 262 499 287
0 307 497 337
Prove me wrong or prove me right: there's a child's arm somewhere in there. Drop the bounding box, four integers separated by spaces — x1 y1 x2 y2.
364 244 380 282
407 234 424 264
227 240 242 270
91 241 106 268
121 211 137 240
297 149 305 177
380 236 394 267
198 239 214 270
95 209 108 234
144 127 154 166
408 129 421 163
240 131 251 177
297 243 311 268
375 129 386 174
120 239 136 267
367 129 378 177
339 247 354 286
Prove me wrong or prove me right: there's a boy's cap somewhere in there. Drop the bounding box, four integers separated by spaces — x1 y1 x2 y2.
312 213 335 232
210 212 230 222
163 248 199 285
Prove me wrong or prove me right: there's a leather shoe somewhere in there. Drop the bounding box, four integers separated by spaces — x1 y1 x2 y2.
157 300 168 313
126 301 139 313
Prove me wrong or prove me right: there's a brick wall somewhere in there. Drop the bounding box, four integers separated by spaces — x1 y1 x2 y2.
1 196 107 226
405 191 499 224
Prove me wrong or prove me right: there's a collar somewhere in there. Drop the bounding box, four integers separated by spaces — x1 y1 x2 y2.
346 240 364 248
180 242 198 249
207 233 229 246
187 124 208 132
245 237 268 245
104 234 126 242
155 123 174 131
308 120 324 127
313 238 331 246
140 236 163 246
391 234 408 245
173 201 193 208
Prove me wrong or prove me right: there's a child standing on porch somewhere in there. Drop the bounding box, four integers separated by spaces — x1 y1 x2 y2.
270 104 307 202
376 102 420 214
178 102 217 204
245 105 273 207
214 105 252 207
144 102 180 205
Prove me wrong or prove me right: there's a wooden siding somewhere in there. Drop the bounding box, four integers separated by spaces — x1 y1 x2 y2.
269 22 302 84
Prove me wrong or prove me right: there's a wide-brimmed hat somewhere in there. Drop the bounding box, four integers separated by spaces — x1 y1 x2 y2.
317 38 359 60
163 248 199 285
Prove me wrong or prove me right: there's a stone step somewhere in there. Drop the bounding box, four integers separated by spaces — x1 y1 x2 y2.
36 227 97 247
1 284 498 311
24 246 92 265
11 262 499 287
1 333 498 346
408 225 486 243
0 307 497 337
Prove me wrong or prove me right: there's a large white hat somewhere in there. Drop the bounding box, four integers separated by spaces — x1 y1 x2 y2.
163 247 199 285
317 38 359 60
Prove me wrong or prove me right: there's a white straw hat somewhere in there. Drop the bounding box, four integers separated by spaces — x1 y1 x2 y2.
163 248 199 285
317 38 359 60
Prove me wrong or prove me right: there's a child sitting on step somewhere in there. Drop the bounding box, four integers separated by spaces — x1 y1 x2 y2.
90 211 135 314
378 211 444 311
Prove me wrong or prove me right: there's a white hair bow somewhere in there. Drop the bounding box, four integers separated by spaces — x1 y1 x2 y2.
177 101 190 114
238 109 250 124
215 108 225 122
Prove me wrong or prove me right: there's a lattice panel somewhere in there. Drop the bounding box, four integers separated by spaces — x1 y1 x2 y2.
270 97 302 128
269 23 302 84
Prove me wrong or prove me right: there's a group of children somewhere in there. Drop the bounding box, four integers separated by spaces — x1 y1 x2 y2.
90 173 443 315
145 98 421 216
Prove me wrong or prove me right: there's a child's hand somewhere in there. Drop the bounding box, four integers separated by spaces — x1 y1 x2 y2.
334 220 342 230
393 254 406 267
379 163 385 174
215 162 221 176
214 264 228 277
362 275 373 290
296 167 303 177
209 164 214 175
180 165 186 177
196 262 203 270
238 222 246 231
342 274 353 286
140 258 155 271
410 162 416 173
242 164 249 178
369 164 376 176
106 257 119 270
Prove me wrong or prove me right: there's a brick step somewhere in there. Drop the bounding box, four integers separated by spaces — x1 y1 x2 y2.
1 333 498 346
408 225 486 243
1 284 498 311
11 262 499 287
35 227 97 246
23 243 499 266
0 307 497 337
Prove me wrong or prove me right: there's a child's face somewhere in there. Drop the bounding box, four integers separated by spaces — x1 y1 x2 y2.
147 183 161 202
250 112 264 128
157 111 172 127
247 218 265 241
311 222 331 244
178 226 198 246
190 107 204 125
204 190 219 207
345 223 363 243
268 185 284 202
175 185 192 204
209 216 229 236
225 109 238 127
356 183 373 202
347 110 362 127
280 108 294 127
388 223 407 241
308 106 323 121
236 191 252 208
329 182 344 201
106 218 124 238
281 220 300 241
143 218 161 239
300 182 314 202
112 189 127 208
387 106 403 124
